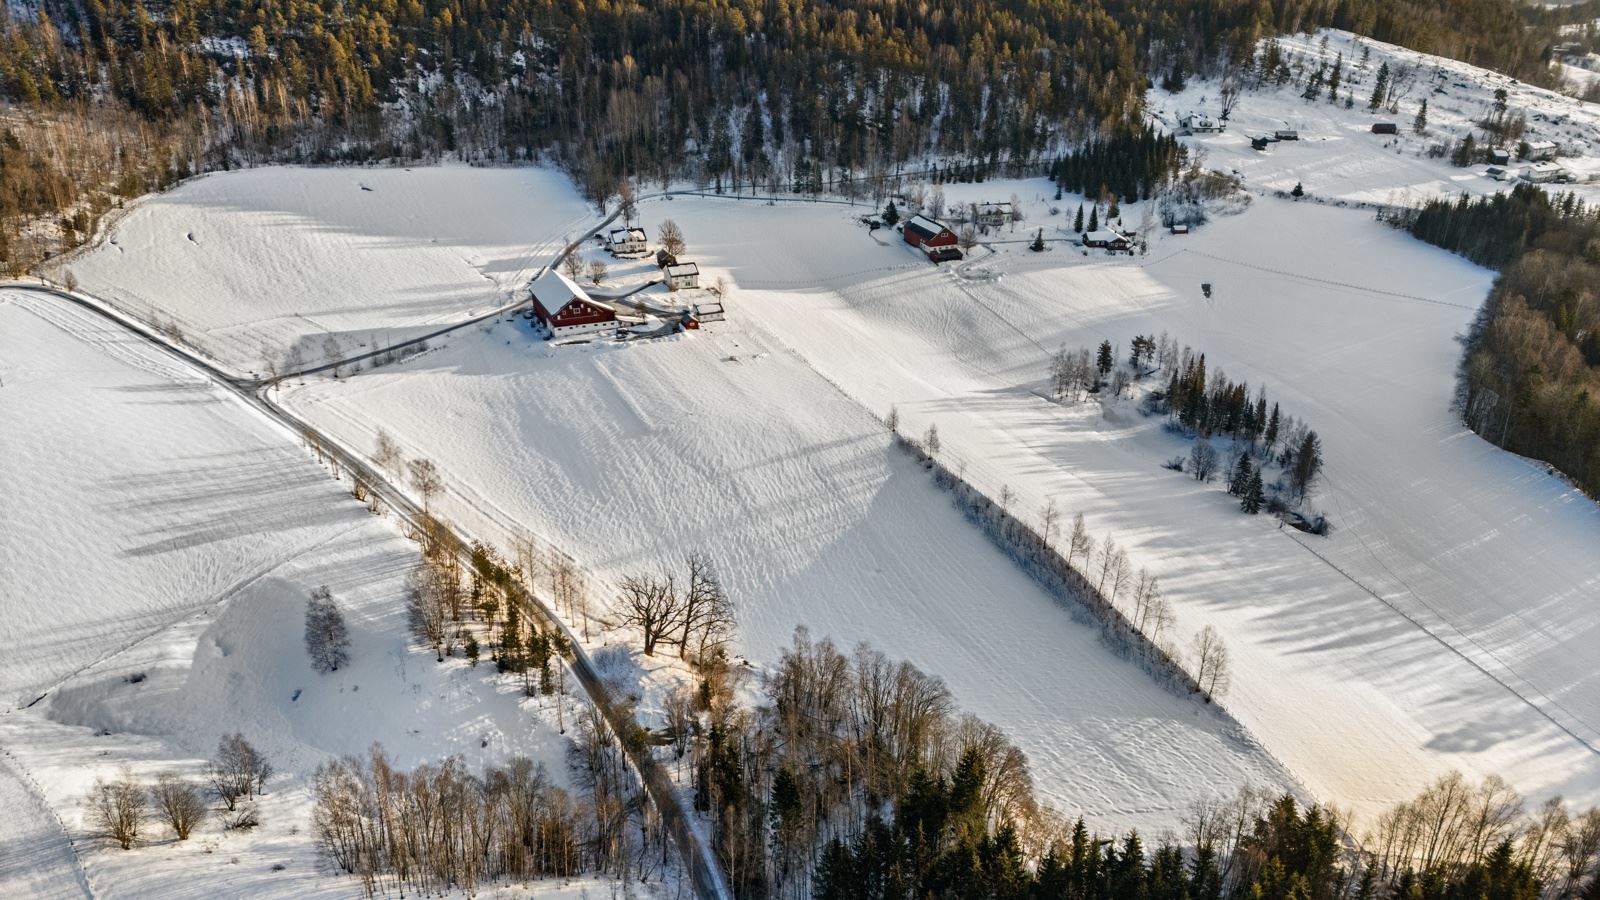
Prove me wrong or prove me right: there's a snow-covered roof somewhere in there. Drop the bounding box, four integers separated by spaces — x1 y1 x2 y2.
608 227 647 243
977 202 1013 215
531 267 590 309
1083 229 1129 243
905 215 951 239
666 262 699 278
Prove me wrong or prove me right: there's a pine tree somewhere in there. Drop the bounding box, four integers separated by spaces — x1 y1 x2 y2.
465 635 480 667
1089 207 1099 232
1291 430 1322 501
1074 204 1085 233
1369 62 1390 110
1264 403 1281 452
1327 55 1342 103
1413 99 1428 134
1030 229 1046 252
1291 181 1305 199
1096 341 1115 379
304 586 351 674
883 199 900 226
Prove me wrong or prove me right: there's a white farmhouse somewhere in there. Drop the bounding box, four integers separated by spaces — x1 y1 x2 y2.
666 262 700 291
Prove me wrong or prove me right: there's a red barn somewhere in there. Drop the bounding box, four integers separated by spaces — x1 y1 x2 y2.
531 268 616 337
903 214 962 261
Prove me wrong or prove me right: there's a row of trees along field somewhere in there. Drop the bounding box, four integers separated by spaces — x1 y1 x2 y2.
0 0 1586 271
1387 186 1600 499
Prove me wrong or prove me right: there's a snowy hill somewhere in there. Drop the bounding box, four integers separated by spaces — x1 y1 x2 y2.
1150 30 1600 206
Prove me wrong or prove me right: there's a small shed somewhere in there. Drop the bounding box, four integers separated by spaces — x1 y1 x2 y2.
1170 224 1190 235
666 262 700 291
1274 128 1300 141
1251 136 1273 151
1371 122 1398 135
655 249 678 269
1488 148 1512 166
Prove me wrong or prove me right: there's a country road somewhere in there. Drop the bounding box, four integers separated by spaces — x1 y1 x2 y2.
1 280 733 900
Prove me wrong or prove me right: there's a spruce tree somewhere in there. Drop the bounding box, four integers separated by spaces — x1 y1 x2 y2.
1031 229 1046 252
1074 204 1085 233
1413 99 1428 134
1291 430 1323 501
1089 207 1099 232
1096 341 1115 379
1242 469 1265 514
883 199 899 226
1369 62 1390 110
1229 453 1253 496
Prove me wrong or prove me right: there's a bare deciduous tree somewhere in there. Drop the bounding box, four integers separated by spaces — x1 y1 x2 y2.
587 258 608 286
373 428 404 482
680 552 736 661
1040 499 1060 549
562 250 584 280
208 733 271 812
1067 512 1092 569
89 768 145 850
150 774 206 840
658 219 686 257
408 458 442 511
1191 624 1231 699
305 585 351 673
617 573 683 656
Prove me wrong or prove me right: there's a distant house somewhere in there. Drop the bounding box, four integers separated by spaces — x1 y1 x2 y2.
1555 41 1584 57
1523 140 1558 162
1170 224 1190 235
665 262 700 291
1488 148 1512 166
1082 229 1131 252
975 202 1014 228
1274 128 1300 141
530 269 616 337
1179 111 1224 134
1251 136 1273 151
903 215 962 261
1522 161 1568 184
1371 122 1398 135
608 227 648 256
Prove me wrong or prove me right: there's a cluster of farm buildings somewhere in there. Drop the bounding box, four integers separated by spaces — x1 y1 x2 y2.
528 225 723 339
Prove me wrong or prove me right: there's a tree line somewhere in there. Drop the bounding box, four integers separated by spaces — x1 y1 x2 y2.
0 0 1583 272
1388 186 1600 499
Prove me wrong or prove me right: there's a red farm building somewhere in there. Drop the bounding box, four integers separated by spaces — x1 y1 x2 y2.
903 214 963 262
531 268 616 337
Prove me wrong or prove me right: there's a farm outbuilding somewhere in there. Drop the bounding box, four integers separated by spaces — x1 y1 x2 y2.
903 215 963 261
530 269 617 337
1371 122 1398 135
1179 112 1224 134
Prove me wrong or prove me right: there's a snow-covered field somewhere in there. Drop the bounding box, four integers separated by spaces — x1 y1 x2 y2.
1150 30 1600 206
0 291 599 897
65 165 595 373
35 27 1600 856
646 189 1600 821
279 310 1294 835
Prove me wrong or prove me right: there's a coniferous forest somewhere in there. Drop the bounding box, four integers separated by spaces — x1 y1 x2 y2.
0 0 1586 272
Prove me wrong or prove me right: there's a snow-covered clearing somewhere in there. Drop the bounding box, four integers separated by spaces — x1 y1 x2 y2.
0 291 608 897
643 190 1600 822
65 164 594 374
1150 30 1600 206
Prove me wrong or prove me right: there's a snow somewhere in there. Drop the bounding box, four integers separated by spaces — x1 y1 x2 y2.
1149 30 1600 206
49 30 1600 844
640 192 1600 821
66 164 594 373
0 290 617 897
279 313 1293 835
